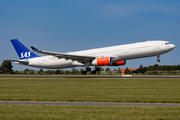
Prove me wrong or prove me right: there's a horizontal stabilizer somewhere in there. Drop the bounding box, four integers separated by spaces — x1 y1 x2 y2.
5 60 29 65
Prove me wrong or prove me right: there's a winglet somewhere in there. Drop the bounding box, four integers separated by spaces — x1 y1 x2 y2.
31 46 39 51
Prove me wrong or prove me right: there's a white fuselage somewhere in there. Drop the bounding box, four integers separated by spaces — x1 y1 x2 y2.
19 40 175 69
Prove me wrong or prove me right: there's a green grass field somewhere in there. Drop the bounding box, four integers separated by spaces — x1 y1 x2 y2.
0 105 180 120
0 78 180 103
1 78 180 120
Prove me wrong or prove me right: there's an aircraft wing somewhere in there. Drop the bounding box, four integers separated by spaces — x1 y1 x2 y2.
31 46 96 62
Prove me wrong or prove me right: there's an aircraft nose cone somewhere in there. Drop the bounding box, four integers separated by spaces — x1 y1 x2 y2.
172 44 176 49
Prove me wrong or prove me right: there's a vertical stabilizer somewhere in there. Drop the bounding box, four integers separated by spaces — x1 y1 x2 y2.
11 39 40 60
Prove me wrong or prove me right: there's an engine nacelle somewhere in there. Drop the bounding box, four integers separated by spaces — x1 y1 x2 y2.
92 57 111 66
112 60 126 66
92 57 126 66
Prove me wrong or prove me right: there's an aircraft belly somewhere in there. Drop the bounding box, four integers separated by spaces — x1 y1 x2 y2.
29 59 74 69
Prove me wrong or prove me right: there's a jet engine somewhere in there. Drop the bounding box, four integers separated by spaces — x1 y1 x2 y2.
112 60 126 66
92 57 126 66
92 57 111 66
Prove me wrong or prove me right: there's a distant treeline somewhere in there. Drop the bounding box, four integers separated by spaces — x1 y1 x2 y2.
136 64 180 75
14 67 116 75
0 60 180 75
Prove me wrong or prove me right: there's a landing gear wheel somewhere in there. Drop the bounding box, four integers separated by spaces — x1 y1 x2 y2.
86 68 91 71
157 59 160 62
82 71 87 75
96 68 100 71
92 70 96 74
157 55 161 62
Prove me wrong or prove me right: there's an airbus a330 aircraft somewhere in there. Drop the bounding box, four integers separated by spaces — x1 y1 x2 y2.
7 39 175 74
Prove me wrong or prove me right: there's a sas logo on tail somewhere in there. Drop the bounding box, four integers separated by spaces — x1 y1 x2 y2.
20 52 31 58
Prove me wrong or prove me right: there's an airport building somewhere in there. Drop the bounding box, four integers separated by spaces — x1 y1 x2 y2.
121 68 136 74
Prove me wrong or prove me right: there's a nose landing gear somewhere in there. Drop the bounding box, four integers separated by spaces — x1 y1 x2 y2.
157 59 160 62
157 55 160 62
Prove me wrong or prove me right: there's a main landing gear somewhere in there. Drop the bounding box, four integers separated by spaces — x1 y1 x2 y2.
82 67 100 75
157 55 160 62
91 67 100 74
82 67 91 75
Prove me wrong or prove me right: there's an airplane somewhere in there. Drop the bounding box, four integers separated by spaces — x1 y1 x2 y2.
7 39 175 74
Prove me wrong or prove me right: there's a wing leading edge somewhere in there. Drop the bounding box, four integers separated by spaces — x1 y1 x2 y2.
31 46 95 63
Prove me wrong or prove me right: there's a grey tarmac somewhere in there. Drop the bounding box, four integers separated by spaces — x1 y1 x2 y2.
0 101 180 107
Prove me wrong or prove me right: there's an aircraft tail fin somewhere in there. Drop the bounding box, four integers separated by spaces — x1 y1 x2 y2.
11 39 40 60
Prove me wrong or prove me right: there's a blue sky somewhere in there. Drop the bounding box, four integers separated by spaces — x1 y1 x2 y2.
0 0 180 71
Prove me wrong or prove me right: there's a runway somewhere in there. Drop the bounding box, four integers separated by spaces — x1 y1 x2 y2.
0 101 180 107
0 75 180 79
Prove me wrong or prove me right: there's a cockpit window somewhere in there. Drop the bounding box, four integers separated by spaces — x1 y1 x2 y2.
165 43 171 45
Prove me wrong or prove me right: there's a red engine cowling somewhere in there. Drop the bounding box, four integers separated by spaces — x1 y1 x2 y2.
92 57 111 66
92 57 126 66
112 60 126 66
